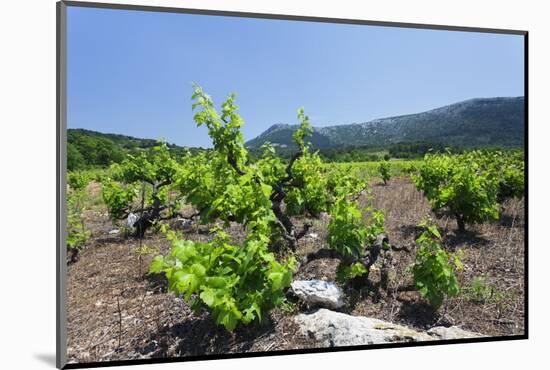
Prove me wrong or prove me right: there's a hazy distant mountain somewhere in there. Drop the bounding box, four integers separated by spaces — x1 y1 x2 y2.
246 97 525 149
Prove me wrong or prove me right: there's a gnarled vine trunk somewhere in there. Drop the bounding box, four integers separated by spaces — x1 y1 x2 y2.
456 214 466 233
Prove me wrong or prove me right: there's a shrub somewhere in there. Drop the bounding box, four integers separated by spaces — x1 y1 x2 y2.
150 229 296 331
413 152 499 232
411 223 462 309
101 143 183 236
66 184 91 262
378 161 391 185
149 85 383 331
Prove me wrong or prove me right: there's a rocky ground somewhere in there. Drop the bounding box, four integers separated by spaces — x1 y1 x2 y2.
66 177 525 364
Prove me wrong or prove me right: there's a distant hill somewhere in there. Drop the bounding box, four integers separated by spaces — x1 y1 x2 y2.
67 129 193 171
68 129 184 150
68 96 525 170
246 97 525 149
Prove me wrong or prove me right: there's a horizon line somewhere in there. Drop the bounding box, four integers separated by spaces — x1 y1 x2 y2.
68 95 525 146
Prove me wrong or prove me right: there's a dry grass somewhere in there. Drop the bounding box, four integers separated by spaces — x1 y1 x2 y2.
359 177 525 334
67 205 316 364
66 177 525 364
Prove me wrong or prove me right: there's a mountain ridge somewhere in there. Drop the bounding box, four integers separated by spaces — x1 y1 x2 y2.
246 96 525 149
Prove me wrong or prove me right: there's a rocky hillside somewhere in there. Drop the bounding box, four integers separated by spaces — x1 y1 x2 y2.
246 97 525 149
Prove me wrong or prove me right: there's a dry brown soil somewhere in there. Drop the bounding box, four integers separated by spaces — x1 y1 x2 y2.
66 177 525 364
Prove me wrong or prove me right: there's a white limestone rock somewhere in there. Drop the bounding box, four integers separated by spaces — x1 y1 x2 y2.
295 309 485 347
126 213 138 228
291 280 345 309
427 325 484 340
295 309 433 346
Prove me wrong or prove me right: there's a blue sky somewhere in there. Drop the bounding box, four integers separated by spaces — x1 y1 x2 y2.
67 6 524 148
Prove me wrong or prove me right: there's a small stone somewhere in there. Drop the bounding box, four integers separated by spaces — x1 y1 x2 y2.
291 280 345 309
108 229 120 235
176 218 194 230
127 213 138 228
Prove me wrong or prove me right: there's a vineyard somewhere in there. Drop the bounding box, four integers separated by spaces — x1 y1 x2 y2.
66 87 525 363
